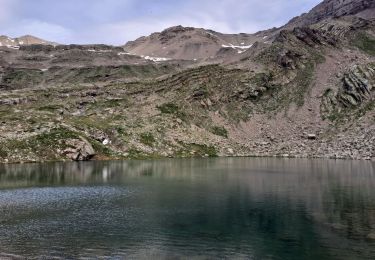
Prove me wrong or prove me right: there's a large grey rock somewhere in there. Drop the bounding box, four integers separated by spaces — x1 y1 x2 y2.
339 65 374 107
63 137 95 161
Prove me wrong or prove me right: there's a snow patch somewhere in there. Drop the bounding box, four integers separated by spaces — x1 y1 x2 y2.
221 43 253 54
6 45 19 50
87 49 112 53
143 55 171 62
117 52 130 56
222 43 253 50
262 36 268 39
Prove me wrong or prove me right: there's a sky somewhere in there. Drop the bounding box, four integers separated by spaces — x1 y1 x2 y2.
0 0 322 45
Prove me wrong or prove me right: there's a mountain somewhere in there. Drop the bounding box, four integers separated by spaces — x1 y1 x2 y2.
0 35 54 49
123 25 267 61
0 0 374 163
284 0 375 28
123 0 375 62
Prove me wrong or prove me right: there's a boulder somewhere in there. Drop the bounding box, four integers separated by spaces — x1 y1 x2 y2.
63 137 95 161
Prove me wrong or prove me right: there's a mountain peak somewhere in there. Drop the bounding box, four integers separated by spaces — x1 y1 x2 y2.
123 25 263 60
160 25 196 34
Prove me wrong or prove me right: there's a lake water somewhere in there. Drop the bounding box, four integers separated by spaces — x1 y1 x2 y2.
0 158 374 259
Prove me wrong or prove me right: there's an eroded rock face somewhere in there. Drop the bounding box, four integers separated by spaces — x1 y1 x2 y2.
286 0 375 28
321 64 375 118
63 137 95 161
339 64 375 107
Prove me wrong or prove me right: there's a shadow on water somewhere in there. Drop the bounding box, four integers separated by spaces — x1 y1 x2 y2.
0 158 374 259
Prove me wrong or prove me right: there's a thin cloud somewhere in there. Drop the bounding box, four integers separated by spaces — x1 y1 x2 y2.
0 0 322 45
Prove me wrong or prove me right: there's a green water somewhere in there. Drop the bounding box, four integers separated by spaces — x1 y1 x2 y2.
0 158 374 259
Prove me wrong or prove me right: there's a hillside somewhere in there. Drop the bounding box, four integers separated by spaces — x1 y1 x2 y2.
0 0 374 163
123 25 267 61
0 35 54 49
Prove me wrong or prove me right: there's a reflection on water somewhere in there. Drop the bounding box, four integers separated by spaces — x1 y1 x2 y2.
0 158 374 259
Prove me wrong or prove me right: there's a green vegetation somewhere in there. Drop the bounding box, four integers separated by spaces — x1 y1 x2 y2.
0 127 80 161
157 102 187 120
157 102 179 114
353 32 375 56
0 147 8 158
292 61 316 107
38 104 62 112
91 140 113 157
211 126 228 138
140 132 156 147
103 98 127 108
176 142 218 157
126 148 162 160
2 69 43 88
251 72 274 87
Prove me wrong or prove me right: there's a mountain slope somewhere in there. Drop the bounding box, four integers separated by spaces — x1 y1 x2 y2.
123 26 266 61
0 35 54 49
285 0 375 28
0 0 374 163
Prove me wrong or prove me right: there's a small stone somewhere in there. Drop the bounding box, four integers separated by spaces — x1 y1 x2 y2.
307 134 317 140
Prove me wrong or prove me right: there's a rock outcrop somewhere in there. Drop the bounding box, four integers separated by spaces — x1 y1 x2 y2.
285 0 375 29
63 137 95 161
339 64 375 107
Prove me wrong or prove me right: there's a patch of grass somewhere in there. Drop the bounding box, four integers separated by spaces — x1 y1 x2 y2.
353 32 375 56
2 68 43 88
157 102 187 120
176 142 218 157
251 72 274 86
191 86 209 99
69 116 112 131
354 100 375 120
225 102 251 123
126 148 161 160
115 126 126 135
140 132 156 147
38 104 62 112
157 103 179 114
91 140 113 157
0 146 8 158
1 127 81 161
104 98 127 108
211 126 228 138
293 61 316 107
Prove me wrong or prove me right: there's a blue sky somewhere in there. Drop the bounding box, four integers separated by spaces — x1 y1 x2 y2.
0 0 322 45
